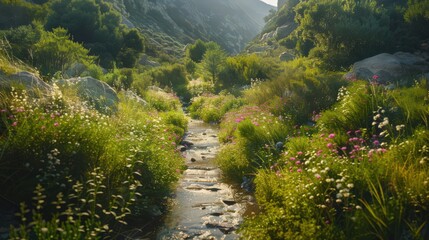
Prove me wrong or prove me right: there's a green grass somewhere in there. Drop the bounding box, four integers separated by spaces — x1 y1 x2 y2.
0 85 186 238
217 76 429 239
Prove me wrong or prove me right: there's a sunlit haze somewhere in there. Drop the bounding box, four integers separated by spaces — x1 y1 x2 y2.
261 0 277 6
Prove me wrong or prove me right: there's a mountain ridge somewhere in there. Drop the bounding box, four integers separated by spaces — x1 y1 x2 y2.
108 0 274 55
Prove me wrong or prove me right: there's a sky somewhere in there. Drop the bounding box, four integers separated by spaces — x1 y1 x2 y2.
260 0 277 7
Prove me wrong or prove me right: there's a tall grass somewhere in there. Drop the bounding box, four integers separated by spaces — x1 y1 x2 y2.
0 85 186 238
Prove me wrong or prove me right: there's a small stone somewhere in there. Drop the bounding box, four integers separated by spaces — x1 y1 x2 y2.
190 158 197 162
222 199 236 206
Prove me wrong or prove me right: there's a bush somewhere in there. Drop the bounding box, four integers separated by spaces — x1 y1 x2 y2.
0 85 185 237
188 94 244 123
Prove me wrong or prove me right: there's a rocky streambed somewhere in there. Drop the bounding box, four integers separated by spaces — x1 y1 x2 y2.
157 118 256 239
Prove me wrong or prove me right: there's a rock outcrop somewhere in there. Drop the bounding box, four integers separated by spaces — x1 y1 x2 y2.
345 52 429 84
56 77 119 114
0 71 52 93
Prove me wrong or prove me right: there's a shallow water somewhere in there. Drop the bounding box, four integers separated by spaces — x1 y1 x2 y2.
156 118 257 239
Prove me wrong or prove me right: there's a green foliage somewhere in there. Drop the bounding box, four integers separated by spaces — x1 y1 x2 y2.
202 48 226 84
0 86 185 237
186 39 207 63
0 23 43 62
244 58 345 124
217 54 274 88
136 64 190 99
144 89 181 112
46 0 145 68
33 28 95 76
188 94 244 123
404 0 429 39
0 0 47 29
294 0 393 69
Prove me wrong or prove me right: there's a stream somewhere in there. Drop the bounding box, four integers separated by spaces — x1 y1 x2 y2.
156 118 257 239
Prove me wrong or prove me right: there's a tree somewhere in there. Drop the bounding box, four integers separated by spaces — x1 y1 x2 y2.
33 28 94 75
294 0 393 69
186 39 207 63
202 48 226 84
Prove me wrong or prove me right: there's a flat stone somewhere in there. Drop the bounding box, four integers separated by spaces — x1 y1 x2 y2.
222 199 237 206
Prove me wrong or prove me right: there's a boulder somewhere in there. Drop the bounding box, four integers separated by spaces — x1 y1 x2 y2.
346 52 429 83
123 90 147 106
0 71 52 93
56 77 119 114
274 23 297 39
279 51 295 61
63 62 87 78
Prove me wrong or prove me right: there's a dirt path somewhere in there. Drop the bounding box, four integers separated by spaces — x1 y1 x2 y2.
157 118 254 239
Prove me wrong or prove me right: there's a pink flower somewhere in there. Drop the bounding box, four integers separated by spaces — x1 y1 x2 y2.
297 168 302 173
296 161 301 165
341 147 347 151
290 157 296 161
54 122 59 127
315 174 321 179
373 140 380 146
11 121 17 127
297 151 303 155
327 143 334 149
372 75 379 80
328 133 335 139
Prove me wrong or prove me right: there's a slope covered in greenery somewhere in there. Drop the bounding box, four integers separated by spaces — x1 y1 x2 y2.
1 0 429 239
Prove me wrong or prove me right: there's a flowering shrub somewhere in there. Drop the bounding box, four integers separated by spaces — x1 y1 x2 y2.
0 86 185 237
218 79 429 239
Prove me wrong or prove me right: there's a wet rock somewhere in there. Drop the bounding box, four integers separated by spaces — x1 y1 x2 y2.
209 212 223 216
222 199 236 206
181 140 194 147
205 222 236 234
206 187 222 192
241 175 255 192
177 145 187 152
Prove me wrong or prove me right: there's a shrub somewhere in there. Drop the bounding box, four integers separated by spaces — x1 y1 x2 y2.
1 85 185 237
188 94 244 123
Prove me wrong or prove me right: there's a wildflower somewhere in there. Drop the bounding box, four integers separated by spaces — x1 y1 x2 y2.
297 151 303 155
372 75 379 80
11 121 18 127
290 157 296 161
327 143 333 149
296 161 301 165
54 122 59 127
297 168 302 173
341 147 347 151
373 140 380 146
328 133 335 139
315 174 321 179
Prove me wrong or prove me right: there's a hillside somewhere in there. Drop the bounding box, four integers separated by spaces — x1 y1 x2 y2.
108 0 274 55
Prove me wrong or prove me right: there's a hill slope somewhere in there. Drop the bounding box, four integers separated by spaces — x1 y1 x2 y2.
109 0 274 55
